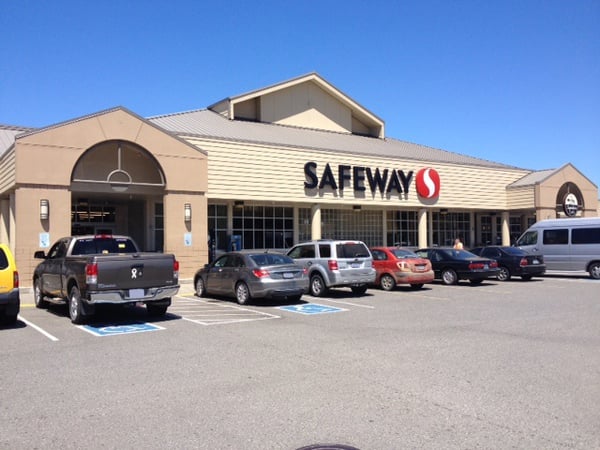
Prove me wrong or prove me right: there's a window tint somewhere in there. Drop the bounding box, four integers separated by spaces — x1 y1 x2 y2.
543 229 568 245
318 244 331 258
572 227 600 244
337 243 369 258
371 250 386 261
517 231 538 246
0 249 8 270
213 255 228 268
250 253 293 265
72 238 137 255
391 249 417 258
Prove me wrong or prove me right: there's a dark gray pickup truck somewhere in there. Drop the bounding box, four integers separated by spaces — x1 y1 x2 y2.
33 235 179 324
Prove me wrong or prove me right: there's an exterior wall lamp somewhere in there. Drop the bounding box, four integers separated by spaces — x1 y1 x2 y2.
184 203 192 222
40 199 49 220
234 200 244 208
353 205 362 212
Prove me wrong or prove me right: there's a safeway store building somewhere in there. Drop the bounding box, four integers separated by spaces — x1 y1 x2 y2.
1 73 598 285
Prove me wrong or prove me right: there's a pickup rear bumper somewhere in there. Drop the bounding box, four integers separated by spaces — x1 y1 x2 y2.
87 286 180 304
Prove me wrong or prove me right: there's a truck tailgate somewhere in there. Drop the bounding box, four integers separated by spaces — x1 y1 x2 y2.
94 254 177 290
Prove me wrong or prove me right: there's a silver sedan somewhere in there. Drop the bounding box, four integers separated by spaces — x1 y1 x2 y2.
193 251 309 305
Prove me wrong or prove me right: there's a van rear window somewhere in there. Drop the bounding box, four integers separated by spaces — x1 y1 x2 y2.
337 243 370 258
572 227 600 244
543 229 568 245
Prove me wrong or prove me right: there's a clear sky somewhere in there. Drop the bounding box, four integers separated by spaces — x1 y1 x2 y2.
1 1 599 191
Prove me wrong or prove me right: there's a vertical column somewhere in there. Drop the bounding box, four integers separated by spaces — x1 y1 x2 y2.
0 199 9 244
382 210 387 246
311 204 321 240
501 211 510 246
9 193 16 253
418 208 428 248
293 206 299 245
227 203 234 236
469 211 475 248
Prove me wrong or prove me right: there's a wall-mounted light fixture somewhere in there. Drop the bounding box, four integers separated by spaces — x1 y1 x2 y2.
353 205 362 212
440 208 448 215
184 203 192 222
40 199 49 220
234 200 244 208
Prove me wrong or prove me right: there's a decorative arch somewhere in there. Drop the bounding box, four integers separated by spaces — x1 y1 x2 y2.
71 140 166 194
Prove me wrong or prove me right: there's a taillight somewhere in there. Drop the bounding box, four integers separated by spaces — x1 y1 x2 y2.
13 271 19 289
173 260 179 279
252 268 270 278
86 263 98 284
469 262 484 270
490 261 498 268
519 258 528 267
328 260 339 271
396 261 410 272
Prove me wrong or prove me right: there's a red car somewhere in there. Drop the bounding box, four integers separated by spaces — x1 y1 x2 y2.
370 247 434 290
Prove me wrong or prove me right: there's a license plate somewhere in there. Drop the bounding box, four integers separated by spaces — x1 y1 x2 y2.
129 288 144 299
283 272 293 279
351 263 361 268
484 264 489 270
533 259 539 264
415 265 425 272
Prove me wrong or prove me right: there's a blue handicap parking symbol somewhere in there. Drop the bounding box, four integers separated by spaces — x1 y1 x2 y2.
278 303 345 315
80 322 164 337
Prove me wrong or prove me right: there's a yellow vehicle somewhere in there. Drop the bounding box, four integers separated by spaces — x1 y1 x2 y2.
0 244 20 325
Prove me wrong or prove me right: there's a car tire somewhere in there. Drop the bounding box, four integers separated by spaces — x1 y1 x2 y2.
68 286 87 325
410 283 424 290
147 303 168 317
589 262 600 280
2 312 18 325
309 274 327 297
33 278 49 309
235 282 251 305
195 277 206 297
380 274 396 291
351 284 368 296
441 269 458 285
497 266 511 281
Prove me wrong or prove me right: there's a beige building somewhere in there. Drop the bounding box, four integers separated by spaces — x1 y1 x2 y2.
1 73 598 287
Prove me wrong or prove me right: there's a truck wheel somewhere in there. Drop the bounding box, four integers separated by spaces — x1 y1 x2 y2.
235 282 251 305
69 286 86 324
33 278 49 309
147 303 168 317
380 274 396 291
195 277 206 297
309 274 327 297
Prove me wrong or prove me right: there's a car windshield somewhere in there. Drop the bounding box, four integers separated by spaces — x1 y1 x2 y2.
391 249 418 258
249 253 294 266
337 243 370 258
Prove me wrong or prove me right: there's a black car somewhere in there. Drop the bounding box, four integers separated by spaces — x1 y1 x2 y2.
469 246 546 281
415 247 500 285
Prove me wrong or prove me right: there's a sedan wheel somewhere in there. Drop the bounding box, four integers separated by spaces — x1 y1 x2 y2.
235 282 251 305
195 277 206 297
497 266 511 281
380 274 396 291
441 269 458 285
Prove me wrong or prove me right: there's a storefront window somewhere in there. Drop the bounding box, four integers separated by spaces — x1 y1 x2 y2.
208 204 228 252
432 212 471 247
386 211 418 247
321 209 382 247
232 206 293 250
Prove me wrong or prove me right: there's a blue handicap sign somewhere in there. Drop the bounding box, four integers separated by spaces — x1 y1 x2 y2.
278 303 345 315
80 322 164 337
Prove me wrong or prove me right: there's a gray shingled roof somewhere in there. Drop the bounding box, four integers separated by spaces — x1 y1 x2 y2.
0 125 33 157
149 109 523 170
508 168 558 187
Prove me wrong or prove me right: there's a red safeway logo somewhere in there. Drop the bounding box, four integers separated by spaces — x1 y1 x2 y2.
415 168 441 199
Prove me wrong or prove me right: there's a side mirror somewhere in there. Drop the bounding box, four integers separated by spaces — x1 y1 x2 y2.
34 250 46 259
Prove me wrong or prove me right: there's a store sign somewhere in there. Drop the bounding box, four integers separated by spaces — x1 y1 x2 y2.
563 193 579 217
303 162 441 200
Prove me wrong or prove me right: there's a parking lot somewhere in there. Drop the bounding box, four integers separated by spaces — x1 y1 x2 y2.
2 275 599 449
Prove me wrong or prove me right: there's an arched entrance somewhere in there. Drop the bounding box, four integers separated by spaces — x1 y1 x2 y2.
71 140 166 251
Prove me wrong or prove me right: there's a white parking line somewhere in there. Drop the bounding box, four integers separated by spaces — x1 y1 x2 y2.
18 315 59 342
318 299 375 309
170 297 281 326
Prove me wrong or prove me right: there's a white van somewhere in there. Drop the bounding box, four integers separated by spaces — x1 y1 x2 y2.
516 217 600 279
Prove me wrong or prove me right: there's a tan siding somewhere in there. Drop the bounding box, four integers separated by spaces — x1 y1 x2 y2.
0 148 16 195
507 186 535 209
185 137 529 210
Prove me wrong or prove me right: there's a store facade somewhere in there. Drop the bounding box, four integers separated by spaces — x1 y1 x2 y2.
1 73 597 286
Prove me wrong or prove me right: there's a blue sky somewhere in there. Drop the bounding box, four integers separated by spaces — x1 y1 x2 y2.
1 1 599 190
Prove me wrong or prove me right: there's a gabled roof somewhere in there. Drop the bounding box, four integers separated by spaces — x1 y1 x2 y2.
208 73 386 138
508 163 597 188
0 125 34 157
149 108 522 170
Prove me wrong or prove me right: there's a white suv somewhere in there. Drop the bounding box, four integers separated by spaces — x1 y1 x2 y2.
286 240 376 297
